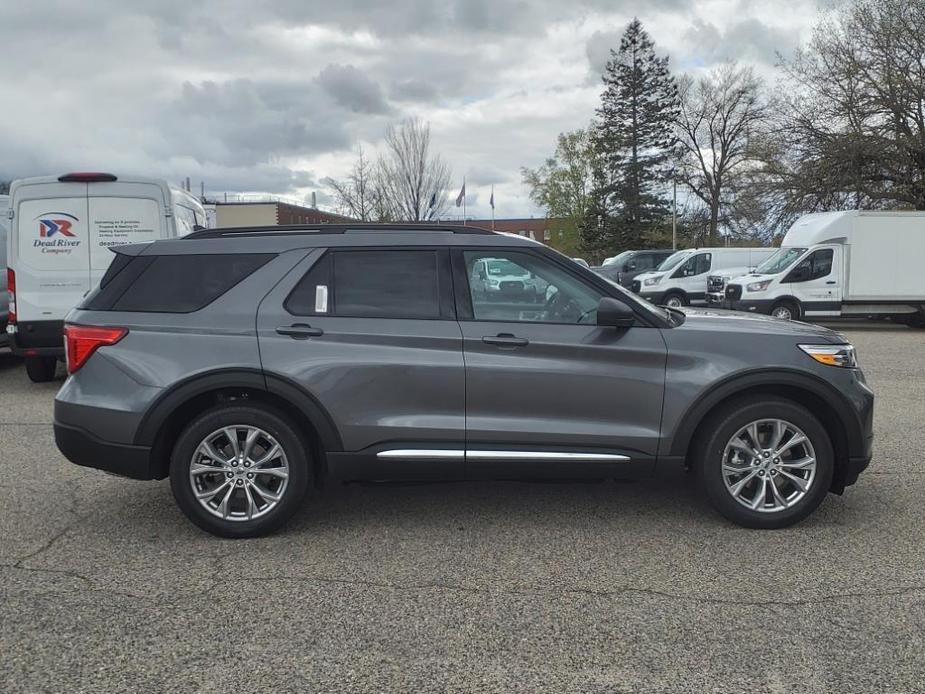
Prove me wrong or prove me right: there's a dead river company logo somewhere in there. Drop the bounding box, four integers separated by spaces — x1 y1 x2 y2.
34 213 81 254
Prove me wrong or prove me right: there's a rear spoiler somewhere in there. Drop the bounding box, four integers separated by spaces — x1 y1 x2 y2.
110 243 152 257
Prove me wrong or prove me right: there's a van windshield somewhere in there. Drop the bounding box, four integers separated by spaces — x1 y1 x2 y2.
603 251 632 267
755 247 807 275
656 250 692 272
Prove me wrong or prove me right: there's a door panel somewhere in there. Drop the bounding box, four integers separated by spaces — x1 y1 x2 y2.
256 249 465 478
787 246 841 315
455 248 667 478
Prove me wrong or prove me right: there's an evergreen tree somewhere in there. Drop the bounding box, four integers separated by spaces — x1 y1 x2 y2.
588 19 678 251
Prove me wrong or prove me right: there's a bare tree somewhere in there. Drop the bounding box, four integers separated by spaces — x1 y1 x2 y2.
325 147 391 222
674 63 770 245
772 0 925 211
377 118 452 221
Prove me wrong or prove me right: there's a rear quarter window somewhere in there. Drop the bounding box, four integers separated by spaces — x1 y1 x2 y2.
82 253 274 313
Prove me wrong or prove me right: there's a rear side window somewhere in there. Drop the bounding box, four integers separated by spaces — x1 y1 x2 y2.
286 250 442 319
83 253 273 312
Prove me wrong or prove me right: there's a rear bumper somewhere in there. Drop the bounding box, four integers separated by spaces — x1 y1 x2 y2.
10 320 65 356
54 421 156 480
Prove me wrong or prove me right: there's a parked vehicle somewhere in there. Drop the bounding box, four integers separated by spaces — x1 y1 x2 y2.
706 267 755 307
6 173 206 381
634 247 776 308
0 194 9 346
54 223 873 537
571 257 590 268
470 256 545 302
726 211 925 326
594 249 674 289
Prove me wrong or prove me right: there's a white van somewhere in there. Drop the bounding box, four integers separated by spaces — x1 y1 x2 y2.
726 211 925 326
0 194 9 346
633 247 776 308
7 172 206 381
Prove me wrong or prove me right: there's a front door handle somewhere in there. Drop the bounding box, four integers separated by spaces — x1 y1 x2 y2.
826 280 836 285
276 323 324 339
482 333 529 347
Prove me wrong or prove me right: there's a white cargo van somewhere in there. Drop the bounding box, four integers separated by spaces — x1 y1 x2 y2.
633 247 775 308
726 211 925 326
6 172 206 381
0 194 9 346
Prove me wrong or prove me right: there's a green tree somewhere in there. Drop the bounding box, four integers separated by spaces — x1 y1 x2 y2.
590 18 679 251
521 129 597 255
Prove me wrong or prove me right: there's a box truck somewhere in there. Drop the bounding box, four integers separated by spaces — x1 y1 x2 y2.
6 173 206 381
726 211 925 326
633 247 776 308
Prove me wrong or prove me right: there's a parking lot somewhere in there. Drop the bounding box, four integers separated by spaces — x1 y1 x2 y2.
0 324 922 693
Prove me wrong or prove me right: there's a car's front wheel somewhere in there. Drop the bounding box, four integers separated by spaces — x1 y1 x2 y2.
169 403 311 538
696 397 833 529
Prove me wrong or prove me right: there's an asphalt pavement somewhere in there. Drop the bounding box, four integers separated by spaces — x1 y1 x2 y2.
1 325 924 693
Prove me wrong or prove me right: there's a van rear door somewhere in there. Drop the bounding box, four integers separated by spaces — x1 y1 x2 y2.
14 182 91 323
86 181 165 281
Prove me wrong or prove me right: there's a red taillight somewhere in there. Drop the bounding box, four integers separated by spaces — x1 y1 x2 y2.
63 324 128 374
57 172 118 183
6 268 15 325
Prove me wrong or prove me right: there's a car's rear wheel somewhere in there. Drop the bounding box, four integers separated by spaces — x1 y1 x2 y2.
695 397 833 529
169 404 311 538
25 356 58 383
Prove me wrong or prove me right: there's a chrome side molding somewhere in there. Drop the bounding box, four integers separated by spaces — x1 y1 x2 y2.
376 449 630 462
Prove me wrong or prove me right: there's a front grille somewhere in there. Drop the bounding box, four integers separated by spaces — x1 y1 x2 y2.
631 280 641 294
500 281 525 291
725 284 743 301
708 275 725 292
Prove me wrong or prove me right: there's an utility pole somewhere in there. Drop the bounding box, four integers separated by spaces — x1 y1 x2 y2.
672 178 677 250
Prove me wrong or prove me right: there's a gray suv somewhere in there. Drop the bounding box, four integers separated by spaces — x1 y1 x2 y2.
53 225 874 537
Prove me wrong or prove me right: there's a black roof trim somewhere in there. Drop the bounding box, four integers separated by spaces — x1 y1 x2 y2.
186 223 496 239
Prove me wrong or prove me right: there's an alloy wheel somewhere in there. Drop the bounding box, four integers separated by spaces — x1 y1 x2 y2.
772 306 793 320
188 425 290 521
721 419 817 513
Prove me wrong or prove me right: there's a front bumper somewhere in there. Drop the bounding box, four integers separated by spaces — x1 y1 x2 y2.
638 290 665 304
54 421 156 480
731 298 775 315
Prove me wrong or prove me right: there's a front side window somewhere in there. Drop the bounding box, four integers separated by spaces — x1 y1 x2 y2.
463 250 602 324
790 248 834 282
287 250 442 319
674 253 711 277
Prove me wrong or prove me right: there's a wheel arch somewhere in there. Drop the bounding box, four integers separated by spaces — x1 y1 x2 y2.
135 368 343 480
668 369 862 493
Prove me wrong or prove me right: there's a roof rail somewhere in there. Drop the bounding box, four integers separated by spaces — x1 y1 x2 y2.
185 223 496 240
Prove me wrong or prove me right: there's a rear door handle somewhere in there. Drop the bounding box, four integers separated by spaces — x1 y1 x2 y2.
482 333 529 347
826 281 836 285
276 323 324 339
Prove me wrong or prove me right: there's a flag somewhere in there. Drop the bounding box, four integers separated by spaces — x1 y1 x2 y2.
428 192 436 209
455 181 466 207
490 186 495 209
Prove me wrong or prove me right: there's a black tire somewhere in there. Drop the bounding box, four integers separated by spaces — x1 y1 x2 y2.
694 397 834 529
25 356 58 383
169 403 311 538
662 292 687 308
770 299 801 321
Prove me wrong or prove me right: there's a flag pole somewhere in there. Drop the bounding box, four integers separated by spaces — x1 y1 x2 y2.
491 185 495 231
463 177 467 226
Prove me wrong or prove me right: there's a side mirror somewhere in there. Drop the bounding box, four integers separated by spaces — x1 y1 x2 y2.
597 297 635 328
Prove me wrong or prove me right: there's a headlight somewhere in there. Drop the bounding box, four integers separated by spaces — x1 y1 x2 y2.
799 344 858 368
643 275 663 286
746 279 772 292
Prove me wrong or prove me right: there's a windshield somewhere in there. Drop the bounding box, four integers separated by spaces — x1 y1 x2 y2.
487 260 529 277
754 247 808 275
656 250 692 272
603 251 632 267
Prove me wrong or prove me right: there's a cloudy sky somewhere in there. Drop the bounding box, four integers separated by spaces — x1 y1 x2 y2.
1 0 827 219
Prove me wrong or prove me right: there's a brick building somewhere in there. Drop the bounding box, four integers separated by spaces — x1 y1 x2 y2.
214 201 353 228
